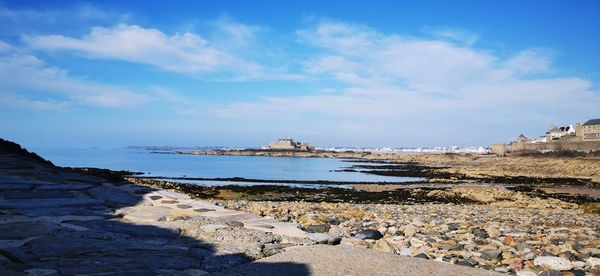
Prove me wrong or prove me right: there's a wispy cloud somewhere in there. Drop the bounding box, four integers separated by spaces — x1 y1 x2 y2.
422 26 480 46
0 44 148 109
23 23 295 80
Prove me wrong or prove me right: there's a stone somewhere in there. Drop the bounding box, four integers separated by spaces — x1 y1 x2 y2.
252 224 276 229
0 183 33 190
308 233 331 244
409 238 426 248
398 247 411 256
533 256 573 271
177 204 193 209
471 227 489 239
587 257 600 268
327 235 341 245
0 221 60 239
149 195 163 200
200 224 229 233
515 271 537 276
0 198 104 209
354 229 383 240
120 206 172 223
36 183 95 190
373 238 396 253
56 249 201 274
305 224 330 233
24 268 60 276
456 259 478 267
70 219 181 238
161 199 179 204
194 208 216 213
223 220 244 228
4 190 74 199
481 250 502 261
515 242 530 251
182 269 209 276
87 184 139 205
537 270 562 276
403 224 418 237
415 253 430 259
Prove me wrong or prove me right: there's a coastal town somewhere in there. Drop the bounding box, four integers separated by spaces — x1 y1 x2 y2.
492 118 600 155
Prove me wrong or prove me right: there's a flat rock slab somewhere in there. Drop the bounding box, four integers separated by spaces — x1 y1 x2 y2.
4 190 75 199
0 221 60 239
119 206 173 223
18 207 111 217
70 219 181 238
0 198 105 209
56 250 201 274
36 183 96 190
0 183 33 190
87 185 140 205
219 245 503 276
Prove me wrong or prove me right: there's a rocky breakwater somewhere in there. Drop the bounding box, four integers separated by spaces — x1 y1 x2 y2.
215 186 600 275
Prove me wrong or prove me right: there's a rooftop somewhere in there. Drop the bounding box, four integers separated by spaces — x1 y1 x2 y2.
583 119 600 126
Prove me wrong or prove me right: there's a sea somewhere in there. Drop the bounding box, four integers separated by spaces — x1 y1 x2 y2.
32 147 421 188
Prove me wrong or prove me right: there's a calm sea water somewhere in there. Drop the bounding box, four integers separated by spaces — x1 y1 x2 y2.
32 148 420 185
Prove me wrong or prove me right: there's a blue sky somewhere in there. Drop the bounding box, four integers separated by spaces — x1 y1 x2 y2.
1 0 599 148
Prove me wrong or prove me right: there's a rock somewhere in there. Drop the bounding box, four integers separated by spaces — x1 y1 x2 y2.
508 262 522 272
305 224 330 233
119 206 172 223
327 236 341 245
199 224 229 233
515 271 537 276
503 235 515 245
537 270 562 276
194 208 215 213
533 256 573 271
87 184 139 205
223 220 244 228
149 195 163 200
587 257 600 268
414 253 430 259
446 223 460 231
409 238 426 248
398 247 411 256
373 238 395 253
177 204 192 209
403 224 418 237
182 269 209 276
36 183 95 190
308 233 331 244
0 221 60 239
470 227 489 239
515 242 530 251
0 183 33 190
0 198 104 209
71 219 181 238
24 268 60 276
456 258 478 267
481 250 502 261
161 199 179 204
4 190 74 199
354 229 383 240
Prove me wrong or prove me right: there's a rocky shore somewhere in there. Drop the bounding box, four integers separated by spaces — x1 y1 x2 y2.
215 198 600 275
178 149 600 185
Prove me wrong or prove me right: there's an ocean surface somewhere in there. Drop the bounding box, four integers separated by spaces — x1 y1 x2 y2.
32 147 421 187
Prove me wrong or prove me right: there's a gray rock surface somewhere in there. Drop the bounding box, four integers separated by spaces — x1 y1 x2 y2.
219 245 502 276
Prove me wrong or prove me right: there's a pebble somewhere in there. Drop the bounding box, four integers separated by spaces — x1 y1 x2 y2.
533 256 573 271
354 229 383 240
403 224 418 237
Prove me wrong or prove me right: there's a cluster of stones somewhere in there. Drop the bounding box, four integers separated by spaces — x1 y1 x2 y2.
215 200 600 275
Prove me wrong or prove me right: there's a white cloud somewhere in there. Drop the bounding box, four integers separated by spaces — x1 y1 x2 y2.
24 24 273 80
0 51 148 108
505 49 552 75
213 21 600 146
